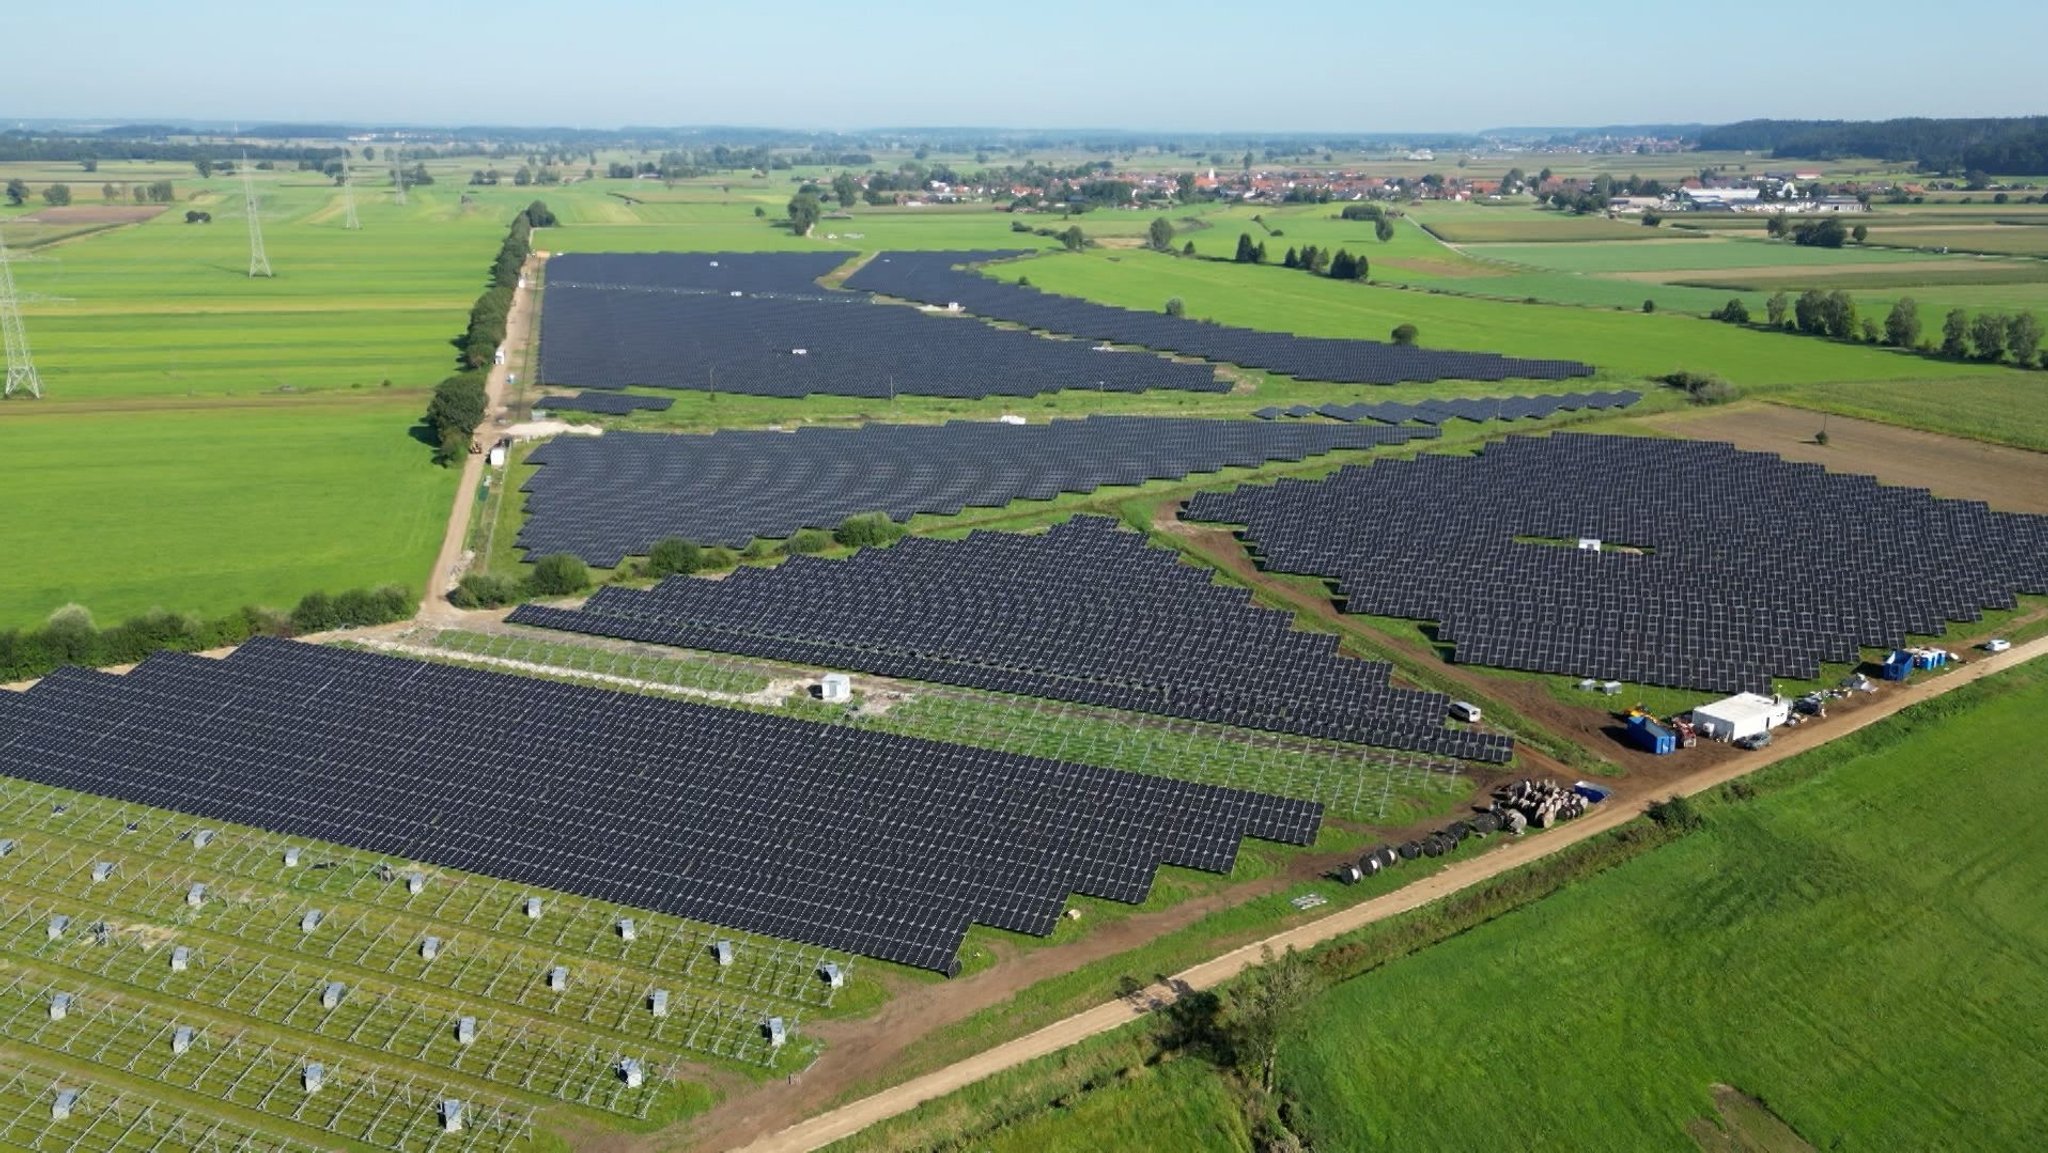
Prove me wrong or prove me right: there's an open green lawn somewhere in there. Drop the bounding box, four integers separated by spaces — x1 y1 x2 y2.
1285 659 2048 1150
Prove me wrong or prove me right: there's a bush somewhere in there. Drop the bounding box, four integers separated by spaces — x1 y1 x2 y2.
1646 794 1704 833
1389 323 1418 346
526 553 591 596
783 528 834 556
1642 299 1657 314
645 537 703 577
289 584 411 633
1660 371 1741 406
1164 296 1185 317
1712 297 1750 324
449 573 522 609
833 513 906 549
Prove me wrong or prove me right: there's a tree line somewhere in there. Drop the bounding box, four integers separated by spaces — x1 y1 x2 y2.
1712 290 2043 367
0 587 413 683
1697 116 2048 176
428 201 555 463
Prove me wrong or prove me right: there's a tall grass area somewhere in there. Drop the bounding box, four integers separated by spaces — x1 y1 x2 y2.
1284 659 2048 1150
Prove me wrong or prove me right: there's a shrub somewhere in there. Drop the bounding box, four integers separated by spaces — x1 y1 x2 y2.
645 537 704 577
1642 299 1657 314
449 573 522 609
1646 794 1704 833
833 513 906 549
1164 296 1185 317
526 553 591 596
783 528 834 556
1712 297 1750 324
1660 370 1741 406
1389 323 1418 346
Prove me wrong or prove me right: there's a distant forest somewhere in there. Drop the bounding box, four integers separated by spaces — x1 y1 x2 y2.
1699 117 2048 175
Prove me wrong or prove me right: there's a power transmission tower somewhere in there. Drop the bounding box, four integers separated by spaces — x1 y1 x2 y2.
242 157 272 278
0 223 42 399
340 149 360 230
390 147 407 206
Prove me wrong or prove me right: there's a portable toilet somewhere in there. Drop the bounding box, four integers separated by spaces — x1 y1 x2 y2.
619 1058 644 1089
440 1099 465 1134
171 1025 194 1055
546 966 568 992
186 883 206 908
192 830 215 850
712 940 734 967
47 915 71 940
1881 649 1915 681
404 871 426 895
1627 714 1677 756
818 962 845 989
321 982 346 1010
617 917 636 942
820 674 852 703
300 909 323 933
763 1017 787 1049
169 946 191 973
1913 647 1950 671
49 993 72 1021
649 989 670 1018
523 897 543 920
456 1016 477 1046
90 861 115 883
421 936 442 962
51 1088 79 1121
302 1063 324 1094
282 846 301 867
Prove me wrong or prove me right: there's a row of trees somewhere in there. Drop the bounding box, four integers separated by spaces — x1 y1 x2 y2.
455 200 555 378
1720 290 2045 366
7 178 175 207
1281 244 1368 280
0 588 413 683
1338 203 1401 242
1766 215 1866 248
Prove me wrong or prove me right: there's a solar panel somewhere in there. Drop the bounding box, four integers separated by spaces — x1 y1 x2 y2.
1187 433 2048 693
534 391 676 415
0 638 1320 975
508 517 1512 762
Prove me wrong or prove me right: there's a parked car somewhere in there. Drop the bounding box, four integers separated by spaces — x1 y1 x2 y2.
1735 731 1773 751
1984 638 2012 653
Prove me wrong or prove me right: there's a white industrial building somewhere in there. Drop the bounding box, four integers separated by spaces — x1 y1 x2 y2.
1691 692 1791 741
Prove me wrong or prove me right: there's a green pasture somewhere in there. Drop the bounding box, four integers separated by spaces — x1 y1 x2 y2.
1863 224 2048 257
1463 235 1955 274
1410 209 1689 244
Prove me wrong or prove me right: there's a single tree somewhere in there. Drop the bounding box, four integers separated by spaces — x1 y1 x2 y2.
1374 217 1396 242
2006 311 2043 367
101 182 120 202
1164 296 1185 317
1860 317 1882 343
40 184 71 207
1182 239 1196 256
646 537 704 577
1794 289 1828 335
1941 308 1972 358
1765 214 1787 238
1643 298 1657 313
1146 216 1174 252
4 178 28 206
1234 232 1258 263
1390 323 1419 346
1223 946 1318 1094
1970 311 2009 362
1060 224 1086 251
830 172 860 208
1851 223 1869 243
1766 291 1790 329
786 192 822 237
1281 246 1299 269
1884 298 1921 348
1820 290 1857 340
527 554 591 597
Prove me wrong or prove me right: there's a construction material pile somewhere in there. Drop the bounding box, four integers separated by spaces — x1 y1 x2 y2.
1488 778 1589 830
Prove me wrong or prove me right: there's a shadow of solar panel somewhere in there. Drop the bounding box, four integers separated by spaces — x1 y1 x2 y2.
1185 433 2048 694
844 251 1598 384
0 638 1320 975
507 517 1512 763
515 415 1439 563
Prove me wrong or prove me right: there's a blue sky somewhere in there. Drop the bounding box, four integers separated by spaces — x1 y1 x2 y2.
11 0 2045 132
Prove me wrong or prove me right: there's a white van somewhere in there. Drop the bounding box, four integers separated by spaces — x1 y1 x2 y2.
1447 700 1482 724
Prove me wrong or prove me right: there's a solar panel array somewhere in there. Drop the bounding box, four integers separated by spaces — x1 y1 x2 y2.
1186 433 2048 692
537 252 1225 400
508 517 1512 762
0 637 1320 975
517 415 1438 563
1253 389 1640 424
536 391 676 415
843 251 1595 384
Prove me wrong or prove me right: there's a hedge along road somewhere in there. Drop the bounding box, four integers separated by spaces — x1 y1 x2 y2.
729 633 2048 1153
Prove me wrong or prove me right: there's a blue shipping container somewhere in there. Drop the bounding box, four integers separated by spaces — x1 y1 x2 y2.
1881 650 1914 681
1627 714 1676 755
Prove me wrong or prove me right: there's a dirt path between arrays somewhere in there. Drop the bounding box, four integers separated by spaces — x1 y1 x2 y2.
1621 403 2048 515
730 633 2048 1153
418 253 542 621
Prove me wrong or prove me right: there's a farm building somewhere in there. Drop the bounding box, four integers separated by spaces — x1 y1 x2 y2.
1691 693 1790 742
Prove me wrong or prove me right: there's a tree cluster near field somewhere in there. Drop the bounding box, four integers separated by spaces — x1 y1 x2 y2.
1699 115 2048 175
1720 288 2043 366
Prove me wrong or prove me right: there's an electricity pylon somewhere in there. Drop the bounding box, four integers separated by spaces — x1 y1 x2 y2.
243 158 272 278
0 223 42 399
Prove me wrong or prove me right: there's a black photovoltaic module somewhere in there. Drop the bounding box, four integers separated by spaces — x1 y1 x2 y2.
1187 433 2048 693
0 638 1321 975
510 517 1512 762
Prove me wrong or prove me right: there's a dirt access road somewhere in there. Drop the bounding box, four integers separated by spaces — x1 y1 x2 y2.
731 634 2048 1153
419 253 542 622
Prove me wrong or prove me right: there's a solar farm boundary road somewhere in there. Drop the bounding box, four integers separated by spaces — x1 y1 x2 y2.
725 634 2048 1153
422 252 542 624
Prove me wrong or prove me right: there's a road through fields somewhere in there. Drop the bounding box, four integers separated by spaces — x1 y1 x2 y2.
728 633 2048 1153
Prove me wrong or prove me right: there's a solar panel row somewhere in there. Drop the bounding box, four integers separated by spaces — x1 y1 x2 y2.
1252 389 1640 424
844 251 1596 384
535 391 677 416
1187 433 2048 693
537 253 1225 400
517 415 1438 563
0 638 1320 974
508 517 1513 762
